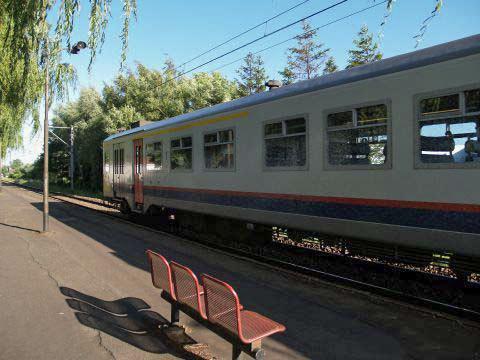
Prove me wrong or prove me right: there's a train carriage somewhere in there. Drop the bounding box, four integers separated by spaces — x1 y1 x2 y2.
103 34 480 272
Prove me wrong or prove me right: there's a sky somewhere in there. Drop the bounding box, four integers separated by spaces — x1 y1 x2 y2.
5 0 480 165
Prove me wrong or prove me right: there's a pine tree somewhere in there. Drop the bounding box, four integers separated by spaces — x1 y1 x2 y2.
236 52 267 96
279 21 330 83
323 57 338 75
346 25 383 68
278 67 295 86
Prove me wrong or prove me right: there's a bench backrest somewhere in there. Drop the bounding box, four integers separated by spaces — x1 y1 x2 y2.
146 250 176 300
170 261 205 317
201 274 241 337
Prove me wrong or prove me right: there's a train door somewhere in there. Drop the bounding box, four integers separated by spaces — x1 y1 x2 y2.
133 139 144 205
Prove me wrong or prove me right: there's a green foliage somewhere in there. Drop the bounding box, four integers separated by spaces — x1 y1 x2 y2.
279 21 330 83
323 57 339 75
0 0 136 160
29 61 240 190
346 25 383 69
1 165 8 178
4 159 33 179
278 67 296 86
185 72 238 110
236 52 267 97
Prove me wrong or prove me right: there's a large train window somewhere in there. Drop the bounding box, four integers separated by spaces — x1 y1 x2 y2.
146 142 163 170
417 87 480 166
170 136 192 170
204 129 234 170
326 103 389 167
264 117 307 169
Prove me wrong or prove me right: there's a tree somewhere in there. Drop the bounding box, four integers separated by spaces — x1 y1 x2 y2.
278 67 296 86
236 53 267 96
346 25 383 69
7 159 28 180
28 61 241 191
0 0 137 165
323 57 339 75
279 21 330 83
184 72 239 110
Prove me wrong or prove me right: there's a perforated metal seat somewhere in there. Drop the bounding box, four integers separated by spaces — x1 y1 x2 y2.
201 274 286 344
146 250 176 301
170 261 207 319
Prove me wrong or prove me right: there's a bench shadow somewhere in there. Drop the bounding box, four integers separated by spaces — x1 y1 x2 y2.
60 286 181 355
32 201 320 359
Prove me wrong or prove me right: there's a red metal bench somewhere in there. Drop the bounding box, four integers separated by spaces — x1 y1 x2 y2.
146 251 286 359
146 250 180 323
202 274 286 359
170 261 207 319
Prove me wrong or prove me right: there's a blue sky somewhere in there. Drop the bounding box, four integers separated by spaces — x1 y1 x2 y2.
6 0 480 165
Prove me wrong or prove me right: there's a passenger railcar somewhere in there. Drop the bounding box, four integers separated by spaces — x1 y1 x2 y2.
103 35 480 272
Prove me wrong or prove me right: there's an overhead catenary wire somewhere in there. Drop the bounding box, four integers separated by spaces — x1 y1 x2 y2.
177 0 314 69
167 0 350 85
211 0 388 73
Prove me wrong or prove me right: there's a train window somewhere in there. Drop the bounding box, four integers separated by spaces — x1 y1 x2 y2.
135 146 142 174
326 104 388 167
113 150 117 174
466 89 480 113
146 142 163 170
420 94 460 117
357 104 388 126
265 122 283 137
264 117 307 168
327 111 353 127
418 88 480 165
104 151 110 173
204 129 234 170
171 136 192 170
113 148 124 174
120 149 124 174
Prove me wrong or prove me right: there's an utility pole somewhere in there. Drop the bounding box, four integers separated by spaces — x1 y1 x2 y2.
0 141 3 193
42 40 86 233
70 126 74 191
43 45 49 233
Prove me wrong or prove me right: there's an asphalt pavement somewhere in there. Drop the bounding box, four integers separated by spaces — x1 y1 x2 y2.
1 184 479 360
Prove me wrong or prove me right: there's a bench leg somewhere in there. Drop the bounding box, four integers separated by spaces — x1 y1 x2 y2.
253 348 265 360
232 343 242 360
170 303 180 324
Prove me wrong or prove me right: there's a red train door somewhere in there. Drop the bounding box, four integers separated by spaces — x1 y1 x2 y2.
133 139 144 205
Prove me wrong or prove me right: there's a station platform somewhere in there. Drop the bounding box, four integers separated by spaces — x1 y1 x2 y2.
1 184 479 360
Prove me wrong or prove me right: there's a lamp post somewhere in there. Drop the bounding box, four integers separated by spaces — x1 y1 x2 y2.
42 40 86 233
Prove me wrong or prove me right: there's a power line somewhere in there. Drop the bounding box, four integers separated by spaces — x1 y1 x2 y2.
211 0 388 73
177 0 313 69
169 0 349 84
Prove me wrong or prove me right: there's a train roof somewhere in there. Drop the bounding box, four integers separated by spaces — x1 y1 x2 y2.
105 34 480 142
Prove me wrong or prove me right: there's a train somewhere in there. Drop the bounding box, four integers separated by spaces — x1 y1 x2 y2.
103 34 480 275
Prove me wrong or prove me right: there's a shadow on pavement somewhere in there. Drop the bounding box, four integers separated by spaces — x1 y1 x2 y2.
60 287 178 354
0 222 40 233
35 201 312 359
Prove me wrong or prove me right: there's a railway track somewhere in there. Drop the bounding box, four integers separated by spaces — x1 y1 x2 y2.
9 181 480 325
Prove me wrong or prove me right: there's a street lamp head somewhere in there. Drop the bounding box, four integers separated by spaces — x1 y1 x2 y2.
75 41 87 49
69 41 87 54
